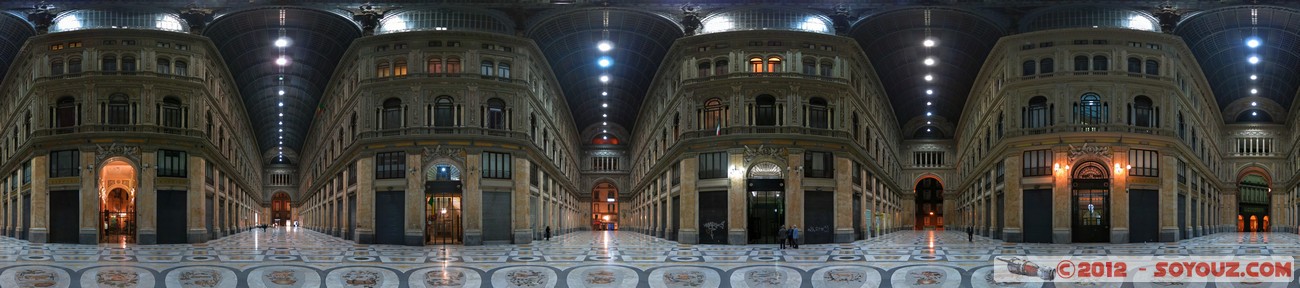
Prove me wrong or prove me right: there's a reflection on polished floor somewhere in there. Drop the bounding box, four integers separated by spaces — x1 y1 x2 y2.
0 228 1298 287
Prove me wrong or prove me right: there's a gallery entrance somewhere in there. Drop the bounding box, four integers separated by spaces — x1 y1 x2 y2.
99 159 137 244
914 178 943 229
1071 162 1110 243
424 163 463 245
745 162 785 244
1237 173 1270 232
271 192 292 227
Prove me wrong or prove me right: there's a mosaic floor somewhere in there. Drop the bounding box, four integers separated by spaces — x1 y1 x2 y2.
1 228 1298 287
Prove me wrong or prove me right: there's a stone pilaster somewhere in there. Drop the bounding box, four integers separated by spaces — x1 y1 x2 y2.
727 151 746 245
137 151 157 244
833 157 853 243
186 156 206 243
405 152 424 246
679 158 698 244
78 150 97 244
1159 154 1178 241
1111 149 1129 244
462 153 482 245
30 154 47 242
355 157 376 244
1003 155 1023 242
512 157 532 244
1052 149 1071 244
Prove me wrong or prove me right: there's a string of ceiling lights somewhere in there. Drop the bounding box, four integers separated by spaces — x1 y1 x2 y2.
598 14 614 139
922 10 936 131
275 9 291 160
1245 9 1261 116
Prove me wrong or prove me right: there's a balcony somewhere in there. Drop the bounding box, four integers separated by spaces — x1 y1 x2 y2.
36 124 205 138
679 126 851 140
1011 71 1170 84
683 72 848 85
357 126 528 142
35 71 203 84
361 73 529 86
1012 124 1172 138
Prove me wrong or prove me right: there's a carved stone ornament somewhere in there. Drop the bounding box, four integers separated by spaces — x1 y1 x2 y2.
95 143 141 166
743 145 785 164
422 145 465 167
1067 143 1111 162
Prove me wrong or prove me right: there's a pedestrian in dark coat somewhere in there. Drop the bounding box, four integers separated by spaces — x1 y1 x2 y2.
545 226 552 241
967 226 974 242
778 226 788 249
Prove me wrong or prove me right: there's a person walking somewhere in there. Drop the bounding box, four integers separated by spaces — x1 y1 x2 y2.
785 224 795 249
967 226 973 242
778 226 788 249
545 226 552 241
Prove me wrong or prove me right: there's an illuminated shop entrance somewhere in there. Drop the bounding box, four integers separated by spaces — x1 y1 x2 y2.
99 159 137 244
746 162 784 244
1071 162 1110 243
424 163 463 245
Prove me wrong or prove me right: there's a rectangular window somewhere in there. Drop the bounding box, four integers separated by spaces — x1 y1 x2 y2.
1022 149 1051 176
50 150 79 178
1129 149 1159 177
122 40 136 45
157 149 187 177
68 42 82 48
375 151 406 179
804 151 834 178
481 152 512 179
50 44 64 51
698 152 727 179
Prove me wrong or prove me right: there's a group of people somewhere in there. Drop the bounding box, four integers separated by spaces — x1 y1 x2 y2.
777 225 800 249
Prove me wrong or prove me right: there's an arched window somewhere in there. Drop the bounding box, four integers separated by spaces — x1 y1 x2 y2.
1022 60 1035 76
480 60 494 76
749 57 764 72
393 59 408 76
1039 58 1054 74
714 59 728 75
819 60 833 77
1145 59 1159 75
1092 55 1108 71
434 96 454 127
1025 96 1049 129
174 60 187 76
802 58 816 75
427 58 443 73
1132 96 1154 127
350 112 358 140
102 55 117 71
107 93 130 125
851 113 860 140
808 97 828 129
68 58 82 74
485 98 506 129
121 56 136 72
673 113 680 139
50 59 64 76
755 94 777 126
156 58 170 74
497 63 510 79
161 96 183 128
1074 92 1108 126
766 56 782 72
1127 57 1141 73
702 98 724 131
376 61 391 77
997 112 1004 138
1074 56 1088 71
56 96 77 128
697 61 710 77
446 57 462 73
382 98 402 130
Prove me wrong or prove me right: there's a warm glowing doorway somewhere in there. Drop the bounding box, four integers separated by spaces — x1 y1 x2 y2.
99 159 137 243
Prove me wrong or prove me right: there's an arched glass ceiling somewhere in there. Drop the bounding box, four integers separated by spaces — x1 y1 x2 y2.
1020 5 1158 33
50 7 187 33
1176 6 1300 113
850 7 1009 128
0 13 34 80
699 7 832 35
527 8 683 131
377 7 514 35
204 7 361 154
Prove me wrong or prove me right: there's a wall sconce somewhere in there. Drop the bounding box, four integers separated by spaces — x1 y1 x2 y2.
728 165 742 178
1114 163 1129 174
1054 163 1069 174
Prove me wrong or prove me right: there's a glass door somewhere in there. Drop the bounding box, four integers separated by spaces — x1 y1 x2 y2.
426 195 462 245
746 191 784 244
1072 187 1110 242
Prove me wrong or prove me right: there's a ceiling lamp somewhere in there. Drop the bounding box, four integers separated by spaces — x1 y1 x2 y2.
275 56 289 66
923 39 935 47
274 38 289 47
1246 38 1261 48
597 41 613 52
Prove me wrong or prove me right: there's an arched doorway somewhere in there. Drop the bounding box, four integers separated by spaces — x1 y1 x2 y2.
591 182 618 230
914 178 943 229
1238 173 1269 232
1072 162 1110 243
271 192 291 226
424 162 463 245
99 159 137 243
746 162 785 244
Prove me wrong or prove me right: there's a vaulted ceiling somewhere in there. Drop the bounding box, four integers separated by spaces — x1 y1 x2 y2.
0 1 1297 158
